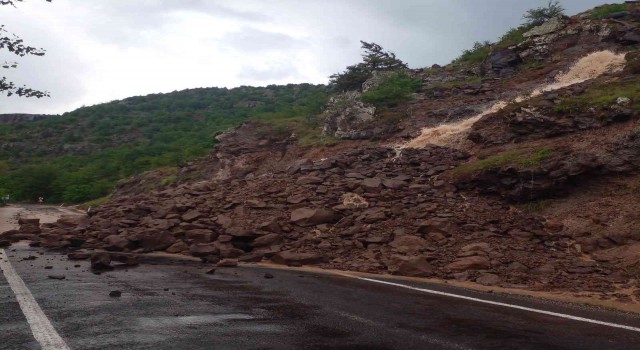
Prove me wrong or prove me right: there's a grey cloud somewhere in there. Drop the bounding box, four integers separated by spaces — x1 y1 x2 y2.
0 0 620 114
222 27 307 53
237 63 300 81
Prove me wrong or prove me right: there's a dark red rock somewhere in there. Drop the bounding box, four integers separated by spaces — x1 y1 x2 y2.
68 252 91 260
217 258 238 267
189 243 219 257
90 252 112 270
290 208 336 227
270 251 322 265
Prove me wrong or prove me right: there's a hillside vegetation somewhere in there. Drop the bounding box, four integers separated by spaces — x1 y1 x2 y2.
0 84 328 203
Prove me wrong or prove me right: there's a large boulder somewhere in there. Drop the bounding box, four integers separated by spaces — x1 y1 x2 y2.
184 229 216 243
523 17 567 38
394 256 434 277
321 91 381 140
489 48 522 75
103 235 132 252
166 240 189 254
445 256 491 272
290 208 337 227
18 218 41 234
270 251 323 265
389 235 428 253
251 233 282 247
189 243 219 257
417 218 457 236
181 210 203 222
90 252 112 270
138 232 176 252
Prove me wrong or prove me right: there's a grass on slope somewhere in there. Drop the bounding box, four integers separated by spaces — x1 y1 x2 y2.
589 3 630 19
553 77 640 113
450 147 555 177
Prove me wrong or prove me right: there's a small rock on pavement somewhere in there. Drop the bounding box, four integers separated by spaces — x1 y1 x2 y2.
206 268 216 275
216 259 238 267
48 275 65 280
44 266 53 270
109 290 122 298
264 273 274 279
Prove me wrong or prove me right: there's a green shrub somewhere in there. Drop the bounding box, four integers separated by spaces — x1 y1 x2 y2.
589 3 629 19
452 41 492 65
160 175 178 186
360 73 421 107
496 25 535 48
523 0 565 26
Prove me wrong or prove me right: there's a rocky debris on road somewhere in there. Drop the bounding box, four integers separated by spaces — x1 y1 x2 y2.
109 290 122 298
28 143 628 294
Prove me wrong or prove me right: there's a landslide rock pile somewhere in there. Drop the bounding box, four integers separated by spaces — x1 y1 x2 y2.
29 144 629 294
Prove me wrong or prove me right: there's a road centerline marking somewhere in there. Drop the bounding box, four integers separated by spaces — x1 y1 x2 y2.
339 273 640 333
0 249 71 350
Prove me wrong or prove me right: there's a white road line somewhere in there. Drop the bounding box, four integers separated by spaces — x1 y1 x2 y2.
0 249 71 350
339 273 640 333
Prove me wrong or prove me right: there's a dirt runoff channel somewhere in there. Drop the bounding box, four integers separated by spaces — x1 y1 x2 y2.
0 204 85 232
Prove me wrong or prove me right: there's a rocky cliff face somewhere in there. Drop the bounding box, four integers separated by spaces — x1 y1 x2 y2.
8 7 640 303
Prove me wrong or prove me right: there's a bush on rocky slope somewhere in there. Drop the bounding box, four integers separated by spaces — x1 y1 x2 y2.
360 73 421 107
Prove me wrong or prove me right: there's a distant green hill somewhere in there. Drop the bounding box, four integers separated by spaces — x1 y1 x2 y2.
0 84 328 203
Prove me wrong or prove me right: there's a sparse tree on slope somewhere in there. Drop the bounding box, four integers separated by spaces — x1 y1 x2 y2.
1 0 50 98
523 0 565 26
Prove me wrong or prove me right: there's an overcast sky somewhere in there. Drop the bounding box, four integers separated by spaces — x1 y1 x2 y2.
0 0 610 114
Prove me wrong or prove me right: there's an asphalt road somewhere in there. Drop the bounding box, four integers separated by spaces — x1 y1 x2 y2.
2 245 640 350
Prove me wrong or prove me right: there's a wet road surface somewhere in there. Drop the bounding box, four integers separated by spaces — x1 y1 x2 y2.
2 245 640 350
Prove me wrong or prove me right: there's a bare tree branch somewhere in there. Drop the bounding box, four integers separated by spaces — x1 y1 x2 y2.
0 0 51 98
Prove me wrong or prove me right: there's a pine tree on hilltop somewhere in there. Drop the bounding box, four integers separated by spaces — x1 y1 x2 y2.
523 0 565 26
330 41 407 92
360 41 408 71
